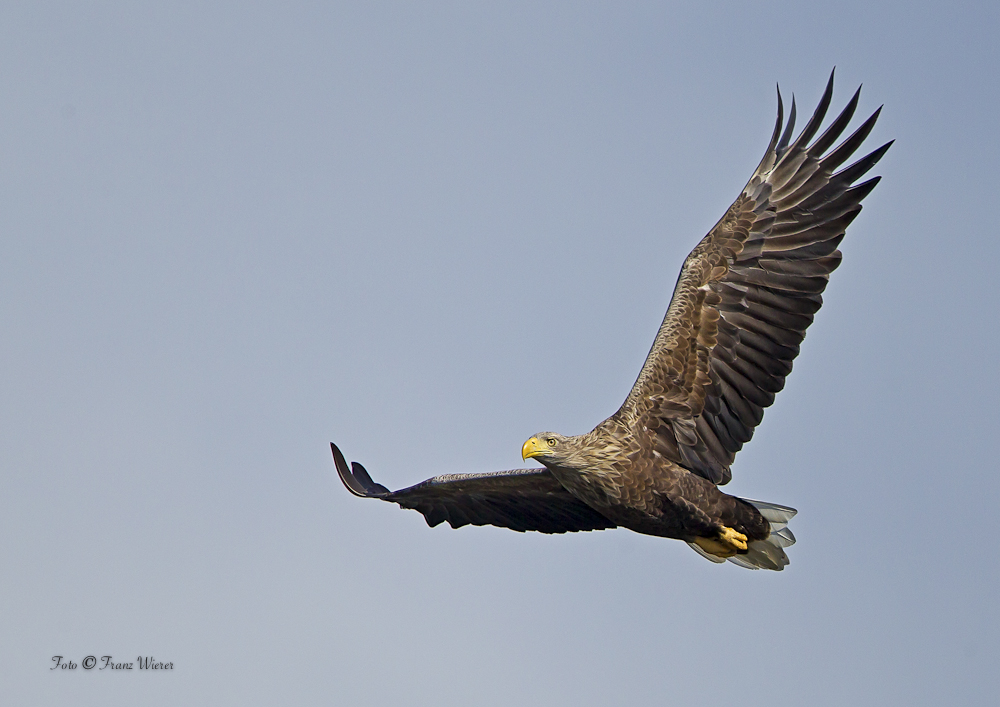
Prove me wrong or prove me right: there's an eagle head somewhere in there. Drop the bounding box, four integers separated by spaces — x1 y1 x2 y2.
521 432 580 466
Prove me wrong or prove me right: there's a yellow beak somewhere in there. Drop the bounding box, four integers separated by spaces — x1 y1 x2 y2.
521 436 550 461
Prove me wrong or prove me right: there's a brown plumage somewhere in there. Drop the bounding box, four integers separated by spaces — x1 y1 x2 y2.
333 71 890 570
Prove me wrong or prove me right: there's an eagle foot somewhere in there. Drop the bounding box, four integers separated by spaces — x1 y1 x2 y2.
692 526 748 558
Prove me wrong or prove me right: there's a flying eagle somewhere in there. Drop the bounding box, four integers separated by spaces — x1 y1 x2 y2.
332 72 890 570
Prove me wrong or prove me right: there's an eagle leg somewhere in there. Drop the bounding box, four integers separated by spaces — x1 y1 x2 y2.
692 526 748 558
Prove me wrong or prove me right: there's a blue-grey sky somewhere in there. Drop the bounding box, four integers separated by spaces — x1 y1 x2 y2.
2 2 997 705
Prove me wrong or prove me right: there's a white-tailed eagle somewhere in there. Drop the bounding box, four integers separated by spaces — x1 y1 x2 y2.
333 71 890 570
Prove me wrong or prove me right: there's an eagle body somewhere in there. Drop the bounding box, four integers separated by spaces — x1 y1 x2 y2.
537 428 771 547
333 71 890 571
520 426 773 561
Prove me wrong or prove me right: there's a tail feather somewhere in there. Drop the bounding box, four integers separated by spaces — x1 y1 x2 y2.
770 526 796 548
687 540 727 564
747 499 797 524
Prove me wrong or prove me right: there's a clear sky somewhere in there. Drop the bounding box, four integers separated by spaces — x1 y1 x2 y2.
2 2 997 705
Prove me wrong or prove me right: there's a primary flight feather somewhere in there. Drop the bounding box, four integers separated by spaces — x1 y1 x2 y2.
332 71 890 570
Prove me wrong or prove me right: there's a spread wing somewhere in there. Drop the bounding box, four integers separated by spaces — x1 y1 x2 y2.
332 443 617 533
613 70 892 485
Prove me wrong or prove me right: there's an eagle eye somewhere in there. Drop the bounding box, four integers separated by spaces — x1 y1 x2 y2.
547 438 557 446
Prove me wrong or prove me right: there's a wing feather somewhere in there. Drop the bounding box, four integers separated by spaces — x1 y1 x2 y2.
610 70 891 484
331 443 617 534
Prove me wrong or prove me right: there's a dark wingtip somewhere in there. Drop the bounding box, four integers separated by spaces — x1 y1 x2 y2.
777 95 797 153
331 442 388 498
352 461 391 496
768 86 784 153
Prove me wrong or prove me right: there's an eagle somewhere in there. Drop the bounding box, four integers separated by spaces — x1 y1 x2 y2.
332 71 890 570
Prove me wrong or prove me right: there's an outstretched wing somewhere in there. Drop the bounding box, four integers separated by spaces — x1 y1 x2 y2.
332 443 617 533
613 70 892 485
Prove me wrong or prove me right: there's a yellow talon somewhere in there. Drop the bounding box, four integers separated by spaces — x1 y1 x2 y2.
692 526 748 558
719 526 748 551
